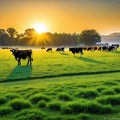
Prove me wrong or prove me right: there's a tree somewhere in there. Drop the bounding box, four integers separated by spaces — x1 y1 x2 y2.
0 29 9 45
7 28 18 38
24 28 36 38
78 29 101 46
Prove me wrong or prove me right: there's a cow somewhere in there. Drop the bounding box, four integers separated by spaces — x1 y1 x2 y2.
111 44 119 48
46 48 52 52
69 47 83 57
87 47 94 51
56 47 64 52
101 46 108 51
10 49 33 65
93 46 98 51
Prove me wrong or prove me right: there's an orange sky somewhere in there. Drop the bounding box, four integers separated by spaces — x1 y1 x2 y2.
0 0 120 35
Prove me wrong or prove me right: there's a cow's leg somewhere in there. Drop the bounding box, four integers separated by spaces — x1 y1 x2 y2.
18 58 21 65
80 51 83 57
30 58 32 65
27 58 30 65
29 56 32 65
27 56 32 65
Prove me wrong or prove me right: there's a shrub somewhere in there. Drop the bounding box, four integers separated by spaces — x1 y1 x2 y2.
86 102 113 114
15 109 45 120
9 99 31 110
96 86 106 92
38 100 46 108
113 87 120 93
78 114 91 120
48 101 61 111
100 105 113 114
30 94 50 104
61 101 86 114
61 101 113 114
103 81 117 86
0 97 6 105
86 102 102 114
5 93 21 100
0 106 12 116
76 89 98 98
61 104 72 114
57 92 72 101
97 95 120 105
102 89 115 95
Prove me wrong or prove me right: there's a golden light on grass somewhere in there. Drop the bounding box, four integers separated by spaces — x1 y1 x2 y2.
32 23 48 33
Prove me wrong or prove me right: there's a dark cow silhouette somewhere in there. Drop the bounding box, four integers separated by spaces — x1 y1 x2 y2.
46 48 52 52
10 49 33 65
101 46 108 51
111 44 119 49
87 47 94 51
56 47 64 52
93 46 98 51
100 46 116 52
69 47 83 56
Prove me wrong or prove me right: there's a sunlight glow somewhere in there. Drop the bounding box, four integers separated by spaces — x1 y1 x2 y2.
33 23 47 33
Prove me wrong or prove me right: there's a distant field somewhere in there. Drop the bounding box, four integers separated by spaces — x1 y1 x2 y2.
0 48 120 120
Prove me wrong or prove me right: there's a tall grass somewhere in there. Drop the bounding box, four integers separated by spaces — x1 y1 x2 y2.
38 100 47 108
0 97 6 105
30 94 50 104
0 106 12 116
15 109 45 120
96 95 120 105
75 89 98 98
5 93 21 100
61 101 113 114
47 101 61 111
57 92 72 101
9 99 31 110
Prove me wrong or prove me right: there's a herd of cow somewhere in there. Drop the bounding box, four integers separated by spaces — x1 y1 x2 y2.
9 44 119 65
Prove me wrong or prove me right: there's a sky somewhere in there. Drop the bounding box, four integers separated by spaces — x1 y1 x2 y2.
0 0 120 35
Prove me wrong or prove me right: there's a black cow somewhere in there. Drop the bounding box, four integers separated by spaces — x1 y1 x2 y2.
87 47 94 51
10 49 33 65
111 44 119 49
101 46 108 51
93 46 98 51
56 47 64 52
46 48 52 52
108 46 116 51
69 47 83 57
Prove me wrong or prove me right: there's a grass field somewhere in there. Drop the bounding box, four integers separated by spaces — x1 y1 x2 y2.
0 48 120 120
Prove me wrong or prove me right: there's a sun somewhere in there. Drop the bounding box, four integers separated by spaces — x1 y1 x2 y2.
33 23 47 33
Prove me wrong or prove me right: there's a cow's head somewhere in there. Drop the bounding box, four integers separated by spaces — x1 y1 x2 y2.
10 49 17 55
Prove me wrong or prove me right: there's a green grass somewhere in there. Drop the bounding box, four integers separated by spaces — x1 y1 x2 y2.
0 48 120 119
0 72 120 119
0 49 120 81
9 99 31 110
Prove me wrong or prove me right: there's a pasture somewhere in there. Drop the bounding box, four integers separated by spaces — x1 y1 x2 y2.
0 48 120 120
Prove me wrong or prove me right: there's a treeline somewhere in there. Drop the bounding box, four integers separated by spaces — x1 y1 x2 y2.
0 28 78 46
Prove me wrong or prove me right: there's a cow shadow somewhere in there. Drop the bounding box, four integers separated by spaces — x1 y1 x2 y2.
75 56 105 64
7 65 32 80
